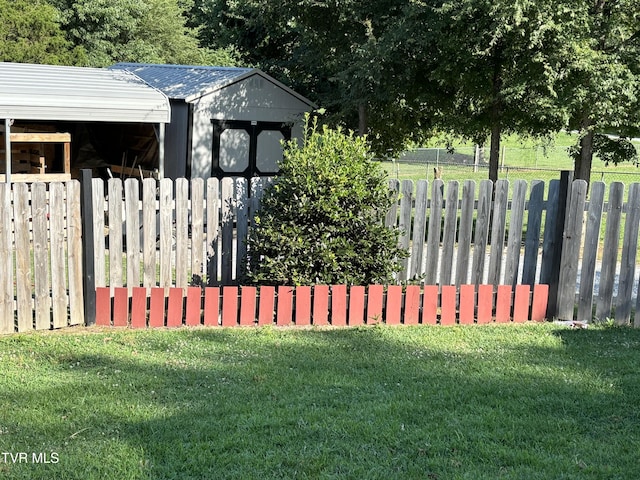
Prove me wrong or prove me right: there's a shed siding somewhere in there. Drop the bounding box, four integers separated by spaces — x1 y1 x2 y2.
190 78 309 180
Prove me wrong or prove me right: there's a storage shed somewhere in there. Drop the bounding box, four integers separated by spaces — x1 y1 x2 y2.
0 62 171 182
111 63 315 180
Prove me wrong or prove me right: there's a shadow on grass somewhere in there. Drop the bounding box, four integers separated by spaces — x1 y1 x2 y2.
2 325 640 479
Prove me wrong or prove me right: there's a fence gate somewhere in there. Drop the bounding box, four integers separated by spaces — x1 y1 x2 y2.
0 181 84 333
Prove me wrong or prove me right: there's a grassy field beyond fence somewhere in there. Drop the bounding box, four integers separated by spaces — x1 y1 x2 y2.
1 324 639 479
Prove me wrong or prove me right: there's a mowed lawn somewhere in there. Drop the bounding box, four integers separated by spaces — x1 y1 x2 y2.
1 324 639 479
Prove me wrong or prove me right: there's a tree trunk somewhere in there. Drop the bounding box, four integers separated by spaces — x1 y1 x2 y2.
489 123 501 183
358 103 368 137
574 118 594 185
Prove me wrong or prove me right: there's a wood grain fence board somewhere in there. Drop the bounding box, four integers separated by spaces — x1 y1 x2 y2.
186 287 202 326
206 178 220 286
175 178 189 290
235 179 249 282
203 287 220 326
276 286 293 326
50 183 67 329
257 286 275 326
239 286 257 326
295 286 312 326
331 285 348 326
557 180 588 320
495 285 512 323
472 180 493 286
32 183 51 330
149 287 165 327
531 284 549 322
488 179 509 286
397 180 414 281
142 178 157 288
404 285 421 325
425 179 444 285
577 181 605 321
0 184 13 333
522 180 544 286
190 179 205 286
66 181 84 326
92 178 106 288
222 286 238 326
131 287 147 328
167 288 183 327
159 179 173 289
422 285 438 325
440 285 456 325
385 285 403 325
477 284 493 324
459 284 475 324
385 179 400 228
539 180 560 285
440 181 459 286
108 179 124 289
410 180 428 280
348 286 366 326
504 180 527 287
366 285 384 324
221 178 235 285
95 288 111 326
615 183 640 325
13 183 32 331
313 285 330 326
513 285 531 323
113 287 129 327
125 179 140 291
595 182 623 321
455 180 475 286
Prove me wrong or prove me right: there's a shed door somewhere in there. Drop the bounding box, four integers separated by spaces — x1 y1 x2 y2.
211 120 291 179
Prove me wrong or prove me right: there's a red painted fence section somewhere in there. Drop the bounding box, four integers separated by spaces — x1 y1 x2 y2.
95 284 549 328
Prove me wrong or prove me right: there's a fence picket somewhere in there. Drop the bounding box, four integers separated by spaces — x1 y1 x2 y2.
504 180 527 287
108 179 124 289
67 181 84 325
206 178 220 286
32 183 51 330
425 179 443 285
471 180 493 285
386 179 400 228
221 178 235 285
440 181 459 285
539 180 560 286
615 183 640 324
410 180 428 280
159 179 173 289
175 178 189 290
124 179 140 292
92 178 106 288
191 179 205 286
142 178 157 288
0 184 12 333
557 180 588 320
488 179 509 286
455 180 475 286
13 183 32 331
398 180 413 281
577 181 605 321
50 183 67 329
522 180 544 286
235 178 249 282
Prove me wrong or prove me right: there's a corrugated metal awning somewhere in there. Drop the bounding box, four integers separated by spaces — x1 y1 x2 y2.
0 62 170 123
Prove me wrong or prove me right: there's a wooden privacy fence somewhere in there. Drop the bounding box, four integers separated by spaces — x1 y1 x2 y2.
0 181 84 333
95 284 549 328
88 175 640 326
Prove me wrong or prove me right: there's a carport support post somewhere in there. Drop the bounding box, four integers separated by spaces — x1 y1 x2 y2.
3 119 11 184
157 122 166 180
80 169 96 326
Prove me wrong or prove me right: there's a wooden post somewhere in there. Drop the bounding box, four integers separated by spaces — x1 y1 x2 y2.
4 119 11 184
81 169 96 326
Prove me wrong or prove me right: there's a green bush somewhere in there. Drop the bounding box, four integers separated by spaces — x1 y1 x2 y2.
245 117 406 286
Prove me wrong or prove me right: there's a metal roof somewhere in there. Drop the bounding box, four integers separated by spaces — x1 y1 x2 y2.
0 62 170 123
111 63 315 106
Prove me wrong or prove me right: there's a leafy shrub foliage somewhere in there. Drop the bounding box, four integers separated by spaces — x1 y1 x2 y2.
245 118 406 286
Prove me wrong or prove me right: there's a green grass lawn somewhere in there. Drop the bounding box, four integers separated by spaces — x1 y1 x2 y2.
1 324 639 479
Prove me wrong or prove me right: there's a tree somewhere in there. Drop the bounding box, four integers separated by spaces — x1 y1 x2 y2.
0 0 86 65
560 0 640 183
49 0 239 67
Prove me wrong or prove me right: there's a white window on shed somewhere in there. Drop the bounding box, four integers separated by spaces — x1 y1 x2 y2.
256 130 284 174
219 129 250 173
